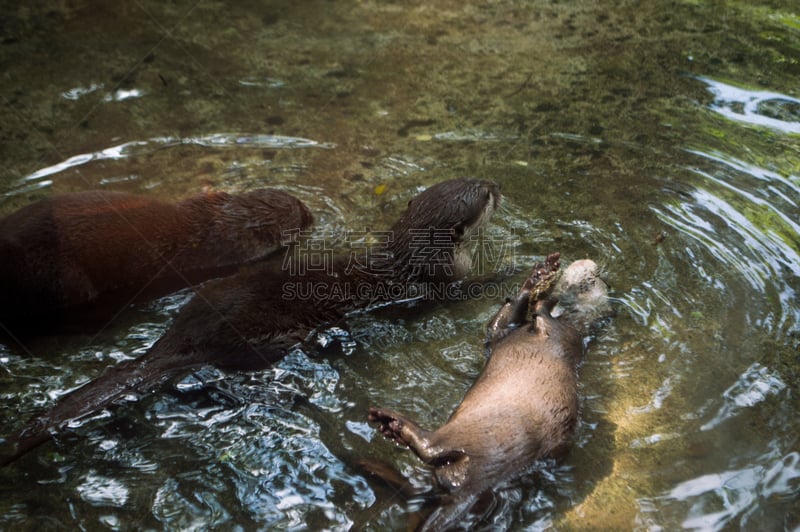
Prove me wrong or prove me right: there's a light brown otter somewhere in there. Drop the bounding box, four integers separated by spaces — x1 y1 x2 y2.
1 177 500 466
368 254 611 531
0 189 313 333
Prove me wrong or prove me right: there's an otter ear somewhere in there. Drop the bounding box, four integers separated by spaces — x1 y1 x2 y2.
453 222 466 238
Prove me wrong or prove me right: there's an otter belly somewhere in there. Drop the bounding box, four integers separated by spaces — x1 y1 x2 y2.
368 254 610 531
440 330 582 465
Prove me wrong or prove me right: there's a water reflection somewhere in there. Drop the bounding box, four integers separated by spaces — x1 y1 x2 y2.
13 133 335 193
238 76 286 89
61 83 104 101
700 362 787 431
652 147 800 331
77 471 130 507
626 71 800 532
2 0 800 530
644 450 800 530
140 351 375 529
103 88 145 102
698 76 800 134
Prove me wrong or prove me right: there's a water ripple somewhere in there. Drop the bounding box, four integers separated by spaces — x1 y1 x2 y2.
698 76 800 134
12 133 335 190
143 351 372 528
644 450 800 531
699 362 787 431
652 148 800 331
76 471 130 508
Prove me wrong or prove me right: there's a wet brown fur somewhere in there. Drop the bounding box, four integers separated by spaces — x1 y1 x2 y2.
369 254 607 531
1 178 500 466
0 189 313 333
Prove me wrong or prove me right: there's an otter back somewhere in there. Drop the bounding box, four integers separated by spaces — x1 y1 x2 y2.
0 188 312 333
1 178 499 466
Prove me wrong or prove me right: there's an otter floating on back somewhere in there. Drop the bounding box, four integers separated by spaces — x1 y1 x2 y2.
368 254 612 531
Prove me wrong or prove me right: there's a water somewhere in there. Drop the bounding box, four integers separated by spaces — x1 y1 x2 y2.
1 0 799 530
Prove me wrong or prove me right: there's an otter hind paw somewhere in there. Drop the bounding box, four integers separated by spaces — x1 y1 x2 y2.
368 407 412 447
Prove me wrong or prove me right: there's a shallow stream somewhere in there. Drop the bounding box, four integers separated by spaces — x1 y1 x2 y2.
1 1 799 530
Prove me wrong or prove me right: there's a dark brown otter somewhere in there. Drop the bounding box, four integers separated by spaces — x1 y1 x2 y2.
0 177 500 466
0 189 313 333
368 254 610 531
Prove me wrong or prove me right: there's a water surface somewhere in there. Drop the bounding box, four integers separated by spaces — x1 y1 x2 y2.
1 1 799 530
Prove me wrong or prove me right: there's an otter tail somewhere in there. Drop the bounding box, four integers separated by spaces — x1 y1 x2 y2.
356 457 481 532
417 491 482 532
0 347 191 466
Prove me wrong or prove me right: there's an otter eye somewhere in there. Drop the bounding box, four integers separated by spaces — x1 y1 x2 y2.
454 223 466 237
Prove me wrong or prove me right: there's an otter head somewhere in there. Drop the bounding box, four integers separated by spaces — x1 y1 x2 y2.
199 189 313 266
388 178 500 283
551 259 613 336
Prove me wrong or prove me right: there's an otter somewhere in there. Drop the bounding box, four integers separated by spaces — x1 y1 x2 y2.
368 254 611 531
0 188 313 333
1 177 500 466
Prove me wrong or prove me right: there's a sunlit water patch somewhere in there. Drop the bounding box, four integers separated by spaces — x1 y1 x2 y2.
698 76 800 134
